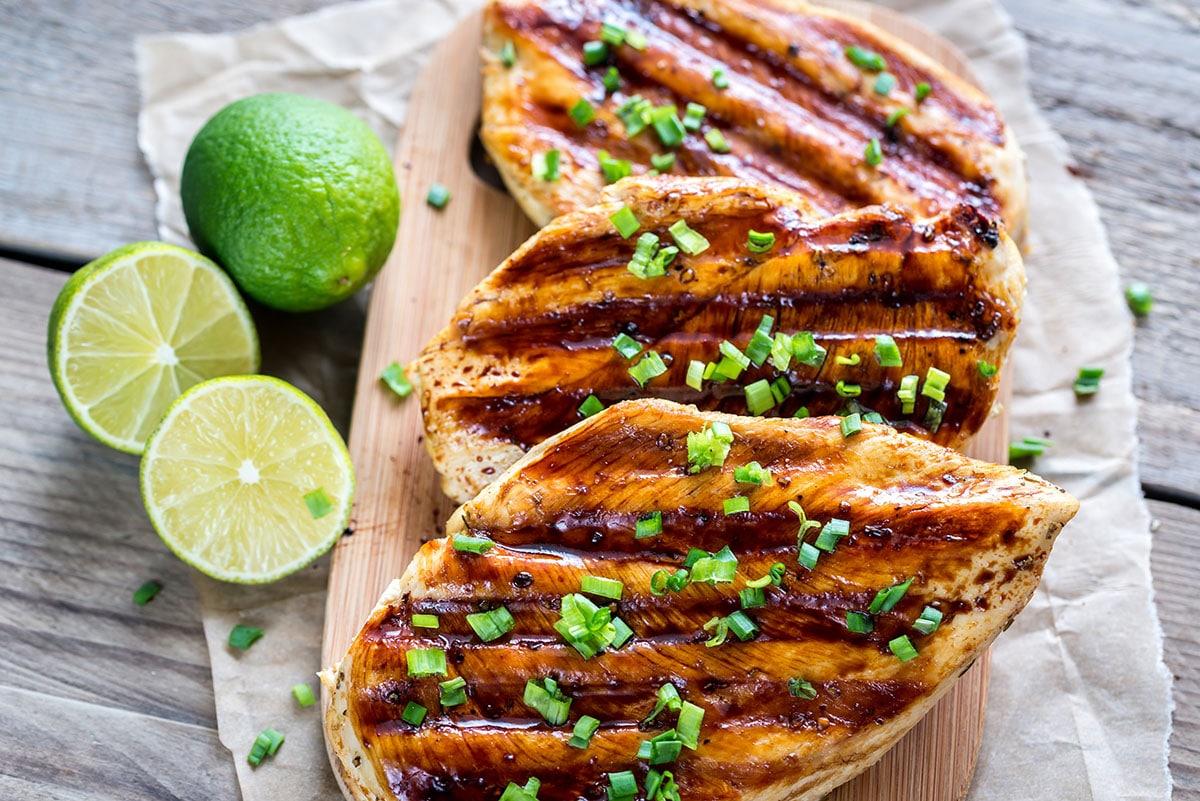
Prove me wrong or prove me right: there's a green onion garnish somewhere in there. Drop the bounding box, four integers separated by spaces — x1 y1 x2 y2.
889 634 919 661
629 351 669 387
583 40 608 65
769 332 794 371
452 533 493 554
864 137 883 166
466 605 515 642
703 615 729 647
978 360 998 378
401 701 427 727
616 95 652 136
746 229 775 253
691 545 738 583
924 399 947 432
524 677 572 725
412 612 439 629
133 579 162 606
406 647 447 677
835 380 861 398
1074 366 1104 396
686 421 734 473
846 611 874 633
568 715 601 749
704 128 731 153
610 205 640 238
835 353 861 366
873 71 896 95
677 701 704 749
712 67 730 89
815 517 850 552
247 727 285 766
229 624 264 650
303 487 334 519
600 21 626 46
840 412 863 437
668 219 710 255
646 769 680 801
578 394 605 418
886 107 910 127
439 676 468 706
868 577 914 614
845 45 887 71
739 586 766 609
635 510 663 538
603 66 622 93
723 495 750 515
874 334 902 367
626 232 678 279
683 548 708 569
650 567 691 596
645 683 682 723
292 682 316 707
598 150 632 183
915 82 932 103
719 339 752 373
733 460 772 486
638 729 685 765
613 617 635 649
380 362 413 398
921 366 951 402
612 332 642 359
425 182 451 209
499 40 516 68
499 782 538 801
792 331 827 366
769 562 786 585
897 373 919 414
682 102 707 131
555 593 621 658
1009 435 1053 460
607 770 639 801
651 152 677 172
745 314 776 366
685 359 705 391
798 541 820 570
581 575 624 600
650 105 687 148
1125 282 1153 316
531 149 560 182
744 379 776 415
725 610 759 641
770 376 791 404
788 677 818 699
626 29 647 50
913 605 944 635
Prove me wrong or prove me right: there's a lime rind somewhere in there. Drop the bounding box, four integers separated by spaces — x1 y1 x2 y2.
139 375 354 584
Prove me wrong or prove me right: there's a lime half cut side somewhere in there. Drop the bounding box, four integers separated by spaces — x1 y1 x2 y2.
140 375 354 583
48 241 260 454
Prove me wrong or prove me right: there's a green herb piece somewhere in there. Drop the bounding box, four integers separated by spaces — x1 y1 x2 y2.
924 399 947 432
815 518 850 552
568 715 601 749
581 575 624 600
886 107 910 127
647 152 675 173
645 683 683 723
1009 435 1053 460
913 605 944 635
616 95 653 136
607 770 639 801
835 380 861 398
792 331 827 366
845 45 887 71
425 182 451 209
921 366 951 402
682 102 707 131
301 487 334 519
439 676 469 706
603 66 622 93
703 615 729 647
677 701 704 749
739 586 766 609
864 136 883 166
629 351 669 387
406 647 447 677
578 394 605 418
636 510 663 538
583 40 609 65
499 781 538 801
744 378 776 415
685 359 705 391
1074 366 1105 396
767 332 793 371
380 362 413 398
978 360 998 378
639 729 684 765
691 545 739 584
247 727 285 766
466 606 515 642
897 373 919 414
873 334 902 367
915 82 932 103
532 149 561 182
610 205 640 238
600 21 626 46
401 701 427 727
412 613 439 629
650 105 687 148
626 29 647 50
846 611 874 633
840 412 863 437
650 567 691 596
229 624 264 650
569 98 597 128
290 682 316 708
798 540 820 570
555 593 621 658
868 577 914 614
133 579 162 606
499 40 516 68
725 610 759 641
889 634 919 661
668 218 710 255
723 495 751 515
452 533 493 554
597 150 632 183
612 332 643 359
524 677 572 725
712 67 730 89
744 314 776 366
687 421 734 473
704 128 731 153
1125 282 1153 316
746 229 776 253
734 460 772 486
873 71 897 95
836 353 862 366
770 376 791 404
788 677 818 699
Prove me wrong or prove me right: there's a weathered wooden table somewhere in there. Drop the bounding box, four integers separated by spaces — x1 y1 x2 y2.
1 1 1196 799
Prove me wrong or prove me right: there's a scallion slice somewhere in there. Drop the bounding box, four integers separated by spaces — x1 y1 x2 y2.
677 701 704 749
650 152 677 172
650 105 686 148
607 770 639 801
596 150 632 183
401 701 427 727
466 605 515 642
610 205 640 238
133 579 162 606
913 605 944 635
292 682 316 707
629 351 668 387
921 366 951 402
247 727 285 766
499 40 516 68
627 231 663 278
578 394 605 418
639 729 684 765
886 107 910 127
412 612 439 629
864 136 883 167
845 45 887 71
739 585 766 609
924 398 947 432
798 541 820 570
600 21 626 46
452 533 493 554
792 331 827 366
744 314 776 366
691 545 739 583
863 411 885 424
744 379 775 415
645 683 682 723
568 714 601 749
626 29 648 50
682 102 707 131
685 359 705 391
915 82 932 103
1073 366 1104 396
380 362 413 397
840 412 863 437
439 676 468 706
874 334 902 367
815 518 850 552
425 182 451 209
726 610 759 641
531 149 560 182
524 677 572 725
603 66 622 93
747 229 776 253
723 495 750 515
873 71 896 95
229 624 264 650
686 422 734 473
868 577 914 614
581 575 624 600
1009 435 1053 460
712 68 730 89
704 128 731 153
770 376 791 404
611 332 642 359
977 360 998 378
897 373 919 414
889 634 919 661
499 782 538 801
1125 282 1153 316
846 611 874 633
703 615 729 647
788 677 818 699
793 406 810 418
733 460 772 486
635 510 663 539
406 647 447 677
668 219 710 255
616 95 652 136
770 332 794 371
835 353 861 366
611 616 635 648
835 380 861 398
555 593 620 658
583 40 609 65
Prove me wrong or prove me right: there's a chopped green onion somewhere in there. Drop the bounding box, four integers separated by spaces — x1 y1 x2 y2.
921 366 951 402
863 411 885 424
788 677 817 699
770 332 794 370
683 548 708 569
499 782 538 801
616 95 652 136
568 714 601 749
744 314 776 366
602 66 622 93
744 379 776 415
682 102 707 131
303 487 334 519
668 219 710 255
869 577 914 614
924 399 947 432
292 683 316 707
840 412 863 437
874 334 903 367
705 128 731 153
229 624 264 650
770 376 791 404
626 29 647 50
978 360 998 378
635 510 663 538
719 339 752 372
466 605 515 642
532 149 560 182
725 610 759 641
845 45 887 71
555 593 620 658
578 394 605 418
583 40 608 65
380 362 413 398
645 683 682 722
650 105 687 148
704 615 729 647
611 332 643 359
646 769 680 801
739 586 766 609
836 353 861 366
425 182 451 209
794 406 811 419
915 82 932 103
815 518 850 552
769 562 786 585
897 373 919 414
650 568 691 596
747 229 776 253
685 359 705 391
439 676 468 706
873 71 896 95
792 331 827 366
610 205 640 238
677 701 704 749
1009 435 1053 460
1074 366 1105 396
600 21 626 46
629 351 669 387
627 232 665 278
864 137 883 167
733 460 772 486
638 729 684 764
401 701 427 727
723 495 750 515
611 616 635 648
798 541 820 570
889 634 919 661
499 40 516 68
846 611 874 633
607 770 639 801
687 421 734 473
712 67 730 89
650 152 677 172
581 575 624 600
913 605 944 635
1125 282 1153 316
598 150 632 183
247 727 285 766
406 647 447 677
524 677 572 725
412 613 439 629
133 579 162 606
691 545 739 583
452 533 493 554
886 107 910 127
835 380 861 398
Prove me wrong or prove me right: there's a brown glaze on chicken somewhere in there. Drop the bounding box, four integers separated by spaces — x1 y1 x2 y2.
323 399 1078 801
481 0 1027 241
410 176 1024 503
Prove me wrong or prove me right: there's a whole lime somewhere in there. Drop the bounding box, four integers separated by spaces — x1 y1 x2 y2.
181 93 399 312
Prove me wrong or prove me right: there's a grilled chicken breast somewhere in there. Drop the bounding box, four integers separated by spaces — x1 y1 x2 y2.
323 399 1078 801
481 0 1027 241
411 176 1024 503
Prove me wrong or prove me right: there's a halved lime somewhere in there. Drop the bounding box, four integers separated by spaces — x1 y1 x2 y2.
48 241 260 454
140 375 353 583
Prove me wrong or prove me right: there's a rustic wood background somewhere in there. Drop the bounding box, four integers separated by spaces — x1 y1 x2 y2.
0 0 1195 799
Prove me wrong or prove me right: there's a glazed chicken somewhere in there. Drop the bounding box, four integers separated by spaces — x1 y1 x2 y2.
481 0 1026 241
323 399 1078 801
410 176 1024 503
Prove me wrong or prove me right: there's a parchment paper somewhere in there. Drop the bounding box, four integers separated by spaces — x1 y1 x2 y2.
136 1 1173 798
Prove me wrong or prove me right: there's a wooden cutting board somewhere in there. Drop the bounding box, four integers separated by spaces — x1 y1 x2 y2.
322 4 1008 799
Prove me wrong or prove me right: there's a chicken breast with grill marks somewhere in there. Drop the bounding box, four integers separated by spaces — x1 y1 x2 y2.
323 399 1078 801
410 176 1023 503
481 0 1027 242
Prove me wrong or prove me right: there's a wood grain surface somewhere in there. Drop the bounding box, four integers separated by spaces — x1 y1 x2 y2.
0 1 1195 800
